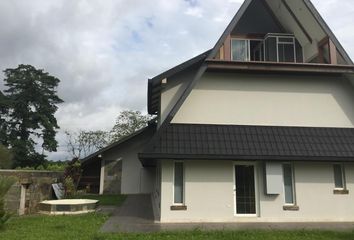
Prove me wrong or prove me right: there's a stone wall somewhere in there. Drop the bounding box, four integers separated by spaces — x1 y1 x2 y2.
1 170 63 215
103 159 122 194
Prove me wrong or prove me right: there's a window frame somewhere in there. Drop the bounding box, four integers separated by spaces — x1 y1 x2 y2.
172 161 185 206
231 38 264 62
282 163 296 206
333 164 346 190
233 162 259 217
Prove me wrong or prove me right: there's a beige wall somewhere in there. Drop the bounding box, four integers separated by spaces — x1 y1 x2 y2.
160 66 198 124
159 160 354 222
172 72 354 128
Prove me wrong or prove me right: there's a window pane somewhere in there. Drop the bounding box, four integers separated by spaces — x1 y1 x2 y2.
174 162 184 204
283 164 294 204
278 37 294 43
232 40 249 61
278 44 295 62
265 37 277 62
334 165 344 189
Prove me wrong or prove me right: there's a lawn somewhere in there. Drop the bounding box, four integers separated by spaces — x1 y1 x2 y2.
71 194 127 206
1 214 354 240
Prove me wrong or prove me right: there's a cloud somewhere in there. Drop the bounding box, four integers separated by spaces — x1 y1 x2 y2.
0 0 353 160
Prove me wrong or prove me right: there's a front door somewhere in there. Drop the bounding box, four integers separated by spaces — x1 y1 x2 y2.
234 165 256 215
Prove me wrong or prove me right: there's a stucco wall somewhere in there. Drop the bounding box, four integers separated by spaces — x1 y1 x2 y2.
102 127 155 195
172 72 354 128
159 160 354 222
160 66 197 123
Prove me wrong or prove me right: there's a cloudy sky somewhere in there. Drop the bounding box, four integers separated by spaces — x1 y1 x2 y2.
0 0 353 160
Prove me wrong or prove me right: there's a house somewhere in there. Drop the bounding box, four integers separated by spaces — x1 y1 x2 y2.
137 0 354 223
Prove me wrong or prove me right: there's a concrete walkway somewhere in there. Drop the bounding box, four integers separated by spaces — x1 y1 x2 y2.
100 194 159 233
100 195 354 233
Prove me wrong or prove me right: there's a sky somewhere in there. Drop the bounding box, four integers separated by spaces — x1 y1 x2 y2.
0 0 353 161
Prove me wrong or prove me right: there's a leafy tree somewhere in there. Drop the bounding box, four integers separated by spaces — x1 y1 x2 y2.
65 130 110 159
0 176 15 229
0 145 13 169
110 110 151 142
0 64 63 167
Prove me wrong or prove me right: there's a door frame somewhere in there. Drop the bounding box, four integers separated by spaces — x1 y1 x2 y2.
233 162 259 217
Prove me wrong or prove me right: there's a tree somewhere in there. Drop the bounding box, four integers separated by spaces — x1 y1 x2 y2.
65 130 110 159
110 110 151 142
0 64 63 167
0 145 13 169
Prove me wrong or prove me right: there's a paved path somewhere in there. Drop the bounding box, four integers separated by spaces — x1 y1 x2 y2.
100 194 159 233
100 194 354 233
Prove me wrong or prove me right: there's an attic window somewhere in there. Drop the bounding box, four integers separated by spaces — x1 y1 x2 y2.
230 33 303 63
231 39 264 62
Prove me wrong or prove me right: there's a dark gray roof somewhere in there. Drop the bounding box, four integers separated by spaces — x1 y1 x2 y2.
139 124 354 164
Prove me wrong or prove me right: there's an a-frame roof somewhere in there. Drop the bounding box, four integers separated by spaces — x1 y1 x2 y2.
141 0 354 163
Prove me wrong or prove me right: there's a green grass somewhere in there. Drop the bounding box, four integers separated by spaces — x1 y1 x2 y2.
71 194 127 206
1 213 354 240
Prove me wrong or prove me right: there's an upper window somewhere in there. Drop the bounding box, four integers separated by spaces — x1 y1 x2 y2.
230 33 302 63
333 164 345 189
231 39 264 62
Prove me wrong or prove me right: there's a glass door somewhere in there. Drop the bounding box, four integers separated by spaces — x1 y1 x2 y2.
234 165 256 215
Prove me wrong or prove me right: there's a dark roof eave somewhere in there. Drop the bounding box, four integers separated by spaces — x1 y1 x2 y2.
139 153 354 162
147 50 212 114
206 60 354 75
81 123 156 165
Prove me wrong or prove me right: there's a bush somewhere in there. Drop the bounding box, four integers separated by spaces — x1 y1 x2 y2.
0 176 15 229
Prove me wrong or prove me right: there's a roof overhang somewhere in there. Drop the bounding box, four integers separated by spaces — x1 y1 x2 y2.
148 50 211 115
206 60 354 75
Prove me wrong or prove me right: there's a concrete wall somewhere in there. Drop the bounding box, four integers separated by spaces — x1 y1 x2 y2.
1 170 63 215
172 72 354 128
159 160 354 222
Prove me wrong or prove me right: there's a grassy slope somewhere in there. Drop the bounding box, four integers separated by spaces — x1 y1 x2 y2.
1 214 353 240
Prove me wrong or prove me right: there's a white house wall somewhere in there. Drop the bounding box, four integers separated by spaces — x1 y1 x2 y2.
160 160 354 222
171 72 354 128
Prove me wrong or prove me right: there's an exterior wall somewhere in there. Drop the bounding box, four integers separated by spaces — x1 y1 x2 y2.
159 160 354 222
160 66 197 123
1 170 63 215
172 72 354 128
102 128 155 194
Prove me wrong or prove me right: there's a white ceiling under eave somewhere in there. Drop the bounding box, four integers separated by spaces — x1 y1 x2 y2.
265 0 326 46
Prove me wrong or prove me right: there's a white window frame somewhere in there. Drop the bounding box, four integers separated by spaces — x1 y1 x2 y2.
333 164 346 190
264 34 297 63
282 163 296 206
233 162 259 217
231 38 264 62
172 161 185 206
